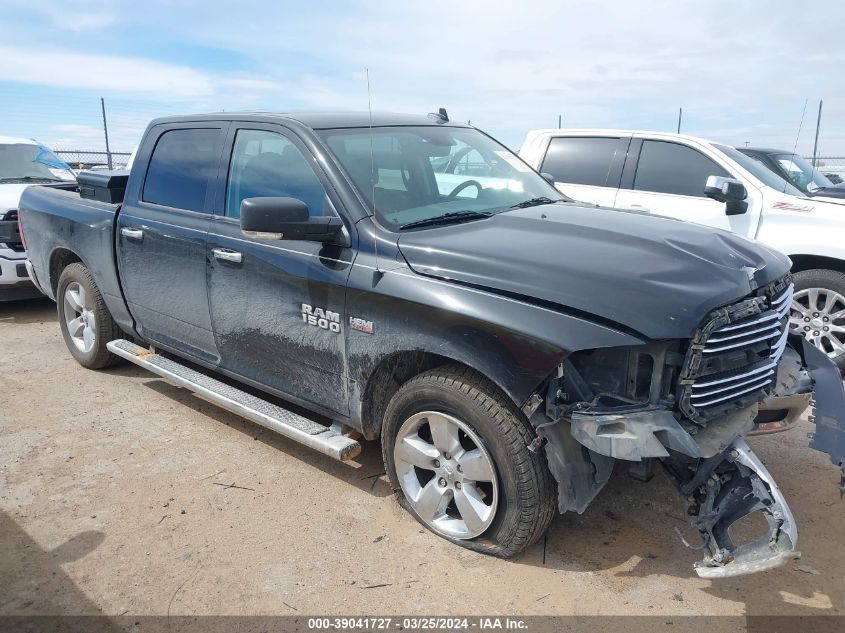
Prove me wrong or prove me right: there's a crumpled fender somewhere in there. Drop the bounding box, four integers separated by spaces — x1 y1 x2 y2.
802 338 845 494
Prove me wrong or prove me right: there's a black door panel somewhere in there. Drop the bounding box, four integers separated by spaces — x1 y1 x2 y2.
206 124 354 414
118 123 225 362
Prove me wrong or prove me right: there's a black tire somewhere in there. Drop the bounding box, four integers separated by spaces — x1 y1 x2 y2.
381 364 556 557
792 268 845 370
56 263 122 369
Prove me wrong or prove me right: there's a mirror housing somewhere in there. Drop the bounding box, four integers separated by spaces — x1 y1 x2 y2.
540 172 556 185
240 197 344 242
704 176 748 216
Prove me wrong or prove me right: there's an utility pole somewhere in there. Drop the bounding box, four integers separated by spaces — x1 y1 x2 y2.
101 97 112 169
812 100 823 167
677 107 683 133
558 114 562 128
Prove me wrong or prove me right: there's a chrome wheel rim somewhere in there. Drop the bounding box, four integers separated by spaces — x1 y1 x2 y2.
63 282 96 354
789 287 845 358
393 411 498 539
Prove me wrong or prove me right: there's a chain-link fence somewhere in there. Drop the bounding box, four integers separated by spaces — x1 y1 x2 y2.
805 156 845 183
54 150 132 171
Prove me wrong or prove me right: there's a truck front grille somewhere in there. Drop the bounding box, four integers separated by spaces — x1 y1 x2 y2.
679 277 792 421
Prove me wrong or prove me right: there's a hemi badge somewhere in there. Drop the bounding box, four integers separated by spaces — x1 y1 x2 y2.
349 316 374 334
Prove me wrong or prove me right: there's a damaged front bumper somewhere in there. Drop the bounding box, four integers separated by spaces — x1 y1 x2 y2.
537 338 845 578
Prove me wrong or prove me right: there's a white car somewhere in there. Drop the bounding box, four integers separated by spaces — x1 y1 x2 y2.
0 136 76 300
519 129 845 368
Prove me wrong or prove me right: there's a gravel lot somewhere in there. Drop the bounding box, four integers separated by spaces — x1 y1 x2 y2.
2 297 844 618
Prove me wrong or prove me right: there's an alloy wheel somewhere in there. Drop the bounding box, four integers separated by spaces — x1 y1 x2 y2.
63 281 97 354
789 287 845 359
393 411 499 539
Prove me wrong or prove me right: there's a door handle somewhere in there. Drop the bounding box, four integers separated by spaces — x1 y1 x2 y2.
212 248 243 264
627 204 651 212
120 227 144 241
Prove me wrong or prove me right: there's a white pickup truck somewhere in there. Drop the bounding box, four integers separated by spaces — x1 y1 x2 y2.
0 136 75 300
519 130 845 368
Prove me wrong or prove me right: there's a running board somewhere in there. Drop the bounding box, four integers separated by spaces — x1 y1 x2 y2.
107 339 361 462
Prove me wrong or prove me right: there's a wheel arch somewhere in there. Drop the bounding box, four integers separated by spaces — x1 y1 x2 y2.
49 247 83 295
789 254 845 275
358 350 523 441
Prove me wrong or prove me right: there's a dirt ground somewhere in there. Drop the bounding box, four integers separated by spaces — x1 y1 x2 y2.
2 297 844 619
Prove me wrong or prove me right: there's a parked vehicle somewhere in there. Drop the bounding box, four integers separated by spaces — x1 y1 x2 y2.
739 147 845 200
519 129 845 369
19 112 845 578
0 136 75 300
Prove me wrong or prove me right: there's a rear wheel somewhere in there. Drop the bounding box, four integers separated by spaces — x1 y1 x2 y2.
57 263 122 369
381 365 556 557
789 269 845 369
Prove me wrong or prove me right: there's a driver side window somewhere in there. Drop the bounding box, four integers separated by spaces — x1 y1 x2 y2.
633 140 730 198
226 129 330 219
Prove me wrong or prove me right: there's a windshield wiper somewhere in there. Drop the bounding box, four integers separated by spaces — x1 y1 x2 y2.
399 210 493 230
509 196 564 209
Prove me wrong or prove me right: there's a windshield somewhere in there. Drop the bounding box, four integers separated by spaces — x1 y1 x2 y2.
0 143 76 183
771 153 834 192
716 144 804 197
317 126 568 230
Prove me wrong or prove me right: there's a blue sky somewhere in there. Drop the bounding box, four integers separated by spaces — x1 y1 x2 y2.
1 0 843 156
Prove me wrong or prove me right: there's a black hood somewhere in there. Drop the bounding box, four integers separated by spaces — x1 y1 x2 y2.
397 204 791 340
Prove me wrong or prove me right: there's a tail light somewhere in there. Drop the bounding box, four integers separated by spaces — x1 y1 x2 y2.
17 212 27 250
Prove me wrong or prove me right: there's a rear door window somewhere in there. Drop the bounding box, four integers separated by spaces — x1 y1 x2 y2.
143 128 221 212
540 137 627 187
632 140 729 197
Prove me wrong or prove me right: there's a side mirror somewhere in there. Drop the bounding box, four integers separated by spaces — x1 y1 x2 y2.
540 172 556 185
703 175 748 216
240 197 344 242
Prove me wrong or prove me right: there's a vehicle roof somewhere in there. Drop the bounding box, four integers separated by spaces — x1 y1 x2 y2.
0 136 38 145
148 111 470 130
741 147 795 155
526 128 723 146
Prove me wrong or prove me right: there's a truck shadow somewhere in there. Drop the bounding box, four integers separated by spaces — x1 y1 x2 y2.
0 296 55 324
0 510 119 622
136 378 394 499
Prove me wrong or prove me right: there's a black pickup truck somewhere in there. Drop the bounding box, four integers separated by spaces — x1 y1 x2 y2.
19 111 845 578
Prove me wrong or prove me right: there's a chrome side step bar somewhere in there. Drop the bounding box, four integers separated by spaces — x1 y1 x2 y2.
107 339 361 462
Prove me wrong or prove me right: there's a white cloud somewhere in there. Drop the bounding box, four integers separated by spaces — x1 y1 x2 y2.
0 46 215 97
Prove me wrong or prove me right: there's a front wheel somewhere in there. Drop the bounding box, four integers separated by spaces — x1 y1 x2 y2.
381 365 556 557
790 268 845 370
57 263 122 369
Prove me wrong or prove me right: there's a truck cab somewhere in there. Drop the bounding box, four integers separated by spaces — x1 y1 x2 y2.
519 129 845 368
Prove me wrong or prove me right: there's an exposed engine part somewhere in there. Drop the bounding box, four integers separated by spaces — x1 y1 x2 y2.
570 408 700 460
667 438 799 578
536 418 614 514
752 345 811 434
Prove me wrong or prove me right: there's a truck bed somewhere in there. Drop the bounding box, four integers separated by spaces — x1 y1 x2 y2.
18 184 133 332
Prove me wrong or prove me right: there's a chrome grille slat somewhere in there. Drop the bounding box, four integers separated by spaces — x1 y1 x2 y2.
716 312 779 332
702 330 780 353
690 378 777 407
707 322 783 343
692 360 778 388
691 370 776 399
684 281 792 415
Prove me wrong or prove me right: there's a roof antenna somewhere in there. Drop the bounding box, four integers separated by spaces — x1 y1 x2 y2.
428 107 449 124
366 68 383 278
787 98 808 194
